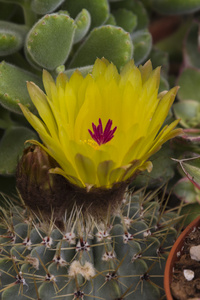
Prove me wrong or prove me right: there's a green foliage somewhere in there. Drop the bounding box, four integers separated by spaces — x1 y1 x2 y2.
150 0 200 14
0 61 41 114
177 68 200 102
63 0 109 29
74 9 91 43
0 22 28 56
131 28 152 65
31 0 65 14
0 127 38 175
25 14 76 70
184 22 200 69
112 8 137 33
69 25 133 69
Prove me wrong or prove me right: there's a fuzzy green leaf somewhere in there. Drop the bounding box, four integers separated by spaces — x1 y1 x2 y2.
0 106 12 129
151 0 200 14
74 9 91 43
69 25 133 70
64 65 93 78
131 29 152 65
184 22 200 69
0 61 42 114
174 178 200 204
173 100 200 128
31 0 65 14
105 13 116 25
111 0 149 29
132 143 175 188
177 68 200 102
113 8 137 33
25 13 76 70
63 0 109 29
0 21 28 56
0 126 38 175
150 48 169 78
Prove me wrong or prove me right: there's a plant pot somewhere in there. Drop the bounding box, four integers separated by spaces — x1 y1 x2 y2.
164 215 200 300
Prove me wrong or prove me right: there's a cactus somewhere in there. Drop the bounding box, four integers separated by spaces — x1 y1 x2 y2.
0 0 200 297
0 189 180 300
0 0 199 201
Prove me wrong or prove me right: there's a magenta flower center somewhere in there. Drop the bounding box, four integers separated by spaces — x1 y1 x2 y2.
88 118 117 145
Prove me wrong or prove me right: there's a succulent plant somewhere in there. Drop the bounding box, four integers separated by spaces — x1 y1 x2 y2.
0 0 152 199
0 1 200 299
0 189 180 300
1 0 200 199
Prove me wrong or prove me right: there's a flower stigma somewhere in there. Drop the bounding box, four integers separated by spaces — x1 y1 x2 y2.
88 118 117 146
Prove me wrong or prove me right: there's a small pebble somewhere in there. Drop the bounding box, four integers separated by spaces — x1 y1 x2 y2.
183 269 195 281
190 245 200 261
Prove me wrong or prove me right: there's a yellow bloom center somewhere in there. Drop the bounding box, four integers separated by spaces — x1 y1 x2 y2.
88 118 117 146
82 139 99 150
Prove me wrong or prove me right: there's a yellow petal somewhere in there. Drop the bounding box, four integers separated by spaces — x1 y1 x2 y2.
97 160 115 187
139 59 153 84
27 82 58 139
19 103 48 135
42 70 56 100
50 167 84 187
75 153 96 186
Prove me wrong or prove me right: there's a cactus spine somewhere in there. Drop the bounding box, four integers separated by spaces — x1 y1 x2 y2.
0 190 179 300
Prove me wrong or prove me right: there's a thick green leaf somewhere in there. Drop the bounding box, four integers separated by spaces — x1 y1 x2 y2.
132 143 175 188
25 13 76 70
69 25 133 70
173 100 200 128
151 0 200 14
173 177 200 204
175 156 200 190
131 29 152 65
0 61 42 114
0 21 28 56
31 0 65 14
112 8 137 33
149 47 169 78
184 22 200 69
110 0 149 29
0 126 38 175
63 0 109 29
74 9 91 43
64 65 93 78
177 68 200 102
180 203 200 225
0 105 12 129
105 13 116 26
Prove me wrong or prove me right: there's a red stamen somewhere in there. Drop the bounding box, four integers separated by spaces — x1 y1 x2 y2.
88 118 117 145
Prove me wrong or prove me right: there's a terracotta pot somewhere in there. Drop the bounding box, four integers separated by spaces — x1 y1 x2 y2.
164 215 200 300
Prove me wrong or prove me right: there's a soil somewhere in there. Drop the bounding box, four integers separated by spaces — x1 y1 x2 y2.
171 226 200 300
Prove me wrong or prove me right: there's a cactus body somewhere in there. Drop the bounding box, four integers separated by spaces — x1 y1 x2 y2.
0 191 179 300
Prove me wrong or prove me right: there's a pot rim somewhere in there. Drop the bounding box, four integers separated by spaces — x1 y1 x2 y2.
164 215 200 300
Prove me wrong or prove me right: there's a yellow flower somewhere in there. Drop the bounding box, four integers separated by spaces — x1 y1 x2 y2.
19 58 181 190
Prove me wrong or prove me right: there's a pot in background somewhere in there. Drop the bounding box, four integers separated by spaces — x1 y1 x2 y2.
164 216 200 300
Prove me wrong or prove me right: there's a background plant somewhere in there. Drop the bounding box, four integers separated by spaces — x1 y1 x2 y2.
0 0 199 240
